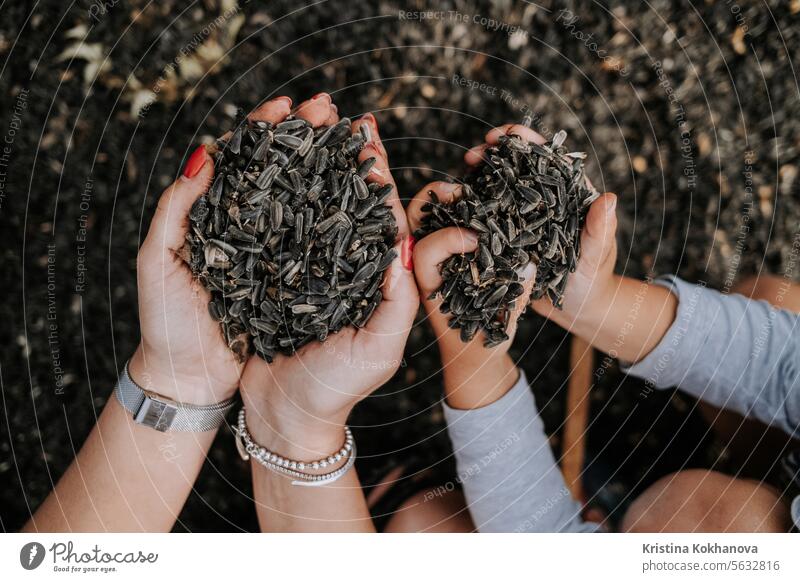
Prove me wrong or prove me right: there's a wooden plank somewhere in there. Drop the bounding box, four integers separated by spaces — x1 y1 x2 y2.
561 336 593 502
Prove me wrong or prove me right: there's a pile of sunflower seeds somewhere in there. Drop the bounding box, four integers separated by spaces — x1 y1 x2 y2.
185 112 398 363
415 130 599 347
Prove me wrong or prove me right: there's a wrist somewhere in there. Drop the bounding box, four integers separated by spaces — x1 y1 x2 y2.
551 273 621 334
128 344 238 406
442 349 519 410
241 388 350 462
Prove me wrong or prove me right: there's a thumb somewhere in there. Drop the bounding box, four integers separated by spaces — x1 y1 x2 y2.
412 227 480 298
357 237 419 341
505 262 537 339
579 192 617 271
144 145 214 253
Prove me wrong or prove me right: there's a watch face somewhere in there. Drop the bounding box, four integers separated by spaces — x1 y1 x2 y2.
134 397 178 431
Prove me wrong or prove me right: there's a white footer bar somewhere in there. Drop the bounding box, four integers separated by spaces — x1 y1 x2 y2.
2 533 797 581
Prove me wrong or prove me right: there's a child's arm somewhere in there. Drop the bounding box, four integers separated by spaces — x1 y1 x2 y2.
408 179 599 533
566 272 799 436
496 106 798 434
542 273 679 364
468 122 678 364
537 187 798 434
623 277 799 436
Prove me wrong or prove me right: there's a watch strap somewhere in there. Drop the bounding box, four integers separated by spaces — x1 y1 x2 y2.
115 362 236 432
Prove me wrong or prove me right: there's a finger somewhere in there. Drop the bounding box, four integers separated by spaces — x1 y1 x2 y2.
144 145 214 253
505 263 537 339
464 144 490 166
360 144 407 239
352 113 387 158
530 192 616 317
406 181 463 233
358 237 419 341
218 97 293 141
412 227 479 297
580 192 618 270
485 124 546 145
249 96 293 124
352 113 408 239
293 92 334 127
323 103 340 126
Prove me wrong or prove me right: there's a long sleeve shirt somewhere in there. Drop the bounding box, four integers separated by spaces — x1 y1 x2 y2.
443 276 800 531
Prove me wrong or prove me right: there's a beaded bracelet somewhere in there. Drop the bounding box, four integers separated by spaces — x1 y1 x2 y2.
233 407 356 487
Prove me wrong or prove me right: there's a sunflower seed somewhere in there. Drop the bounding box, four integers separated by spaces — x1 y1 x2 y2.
186 111 397 363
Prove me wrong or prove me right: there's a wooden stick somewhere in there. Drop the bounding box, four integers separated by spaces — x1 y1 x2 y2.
561 335 594 502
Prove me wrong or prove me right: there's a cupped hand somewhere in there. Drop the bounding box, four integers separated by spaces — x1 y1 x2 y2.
465 122 619 333
239 96 419 457
130 96 295 406
407 181 535 409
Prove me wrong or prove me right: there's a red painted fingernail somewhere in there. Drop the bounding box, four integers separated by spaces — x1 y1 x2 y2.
182 145 207 179
401 236 415 271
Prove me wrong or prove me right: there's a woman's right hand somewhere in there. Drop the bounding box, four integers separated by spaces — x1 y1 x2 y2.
239 96 419 460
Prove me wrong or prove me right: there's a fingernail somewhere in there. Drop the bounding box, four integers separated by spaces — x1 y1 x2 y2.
312 92 331 102
362 112 377 127
359 120 373 143
401 235 415 271
275 96 292 107
606 193 617 215
182 145 207 179
331 103 338 113
463 230 479 245
440 182 461 193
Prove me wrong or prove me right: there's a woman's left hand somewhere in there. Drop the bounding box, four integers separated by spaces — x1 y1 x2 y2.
130 96 297 406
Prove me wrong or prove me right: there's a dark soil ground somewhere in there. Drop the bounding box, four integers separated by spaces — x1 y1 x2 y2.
2 0 799 532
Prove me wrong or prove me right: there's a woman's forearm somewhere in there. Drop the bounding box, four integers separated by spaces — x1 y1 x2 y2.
23 395 217 532
247 407 375 532
252 467 373 532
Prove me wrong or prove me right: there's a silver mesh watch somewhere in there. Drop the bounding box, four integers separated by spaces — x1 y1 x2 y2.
115 361 236 432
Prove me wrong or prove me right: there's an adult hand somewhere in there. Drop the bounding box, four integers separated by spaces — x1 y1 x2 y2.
239 96 418 459
130 96 296 406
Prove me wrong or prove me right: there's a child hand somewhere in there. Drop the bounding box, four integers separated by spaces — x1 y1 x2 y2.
465 122 619 332
407 181 535 409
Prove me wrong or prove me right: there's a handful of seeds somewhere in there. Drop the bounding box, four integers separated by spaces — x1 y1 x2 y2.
186 112 398 363
415 129 599 347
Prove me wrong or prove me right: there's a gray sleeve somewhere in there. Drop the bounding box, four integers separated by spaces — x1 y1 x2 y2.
443 371 599 532
624 276 800 437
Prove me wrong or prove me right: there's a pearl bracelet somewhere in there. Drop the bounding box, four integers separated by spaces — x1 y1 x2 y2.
233 407 356 487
